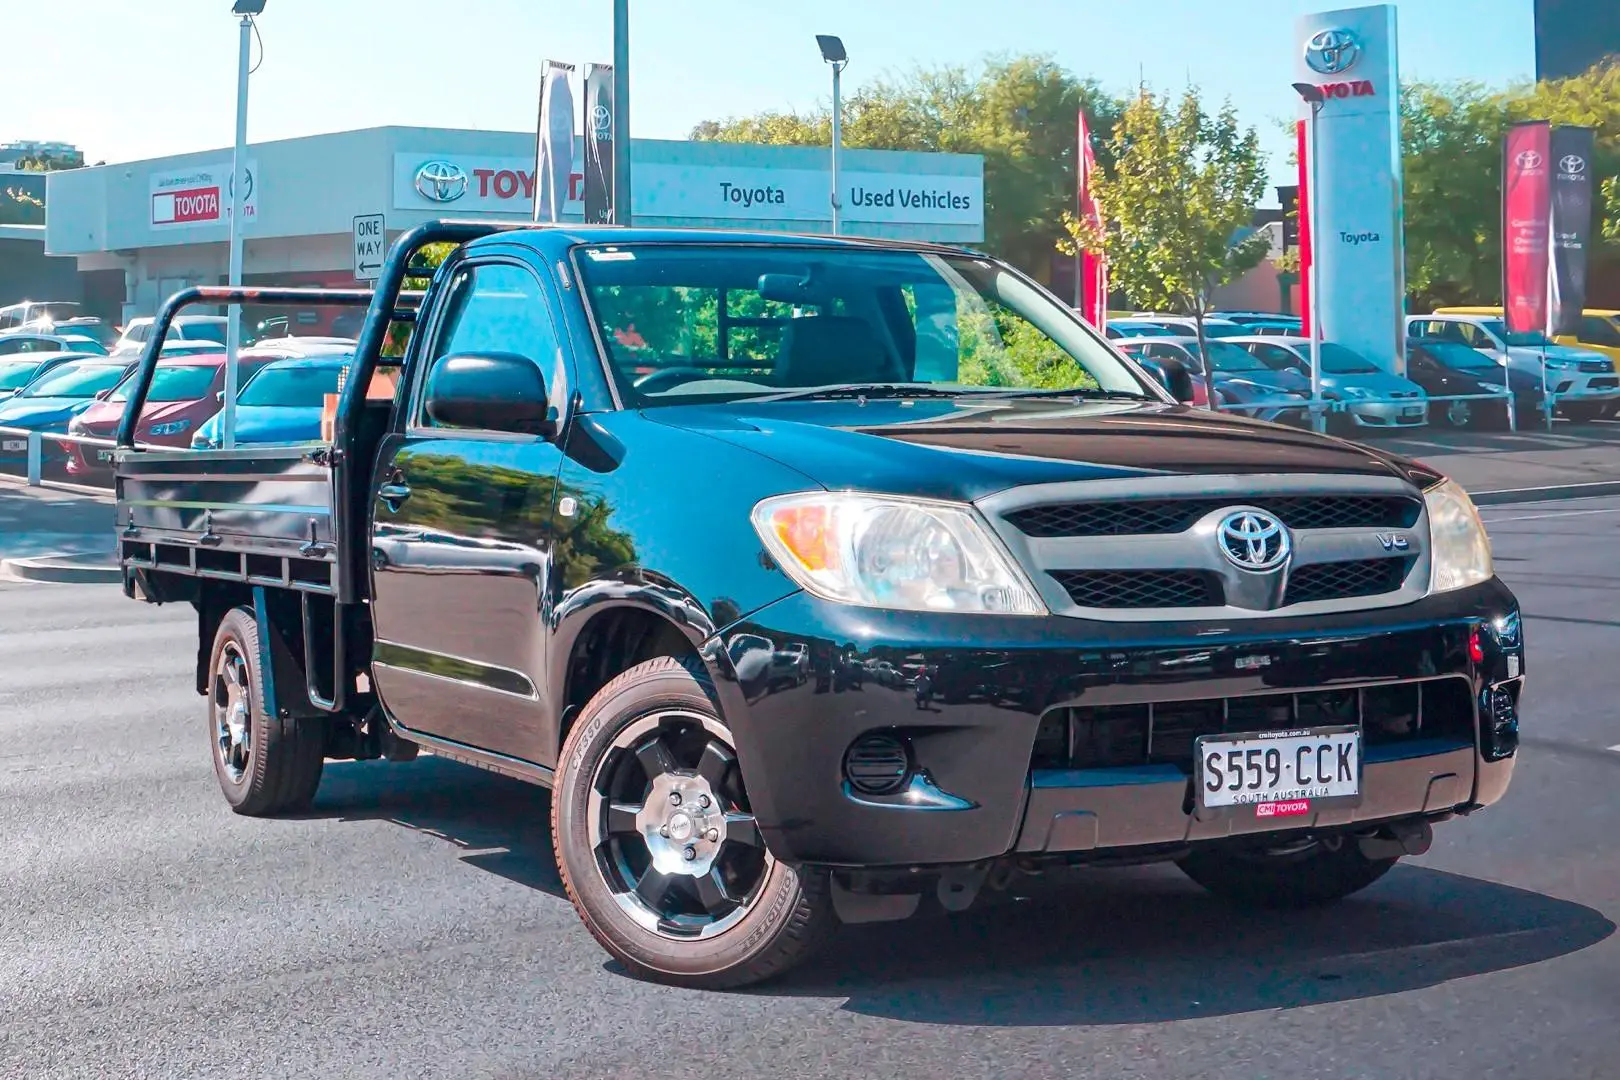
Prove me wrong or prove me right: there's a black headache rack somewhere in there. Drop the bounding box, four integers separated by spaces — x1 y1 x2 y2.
116 221 525 617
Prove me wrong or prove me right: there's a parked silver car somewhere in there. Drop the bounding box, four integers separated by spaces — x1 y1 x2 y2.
1228 337 1430 431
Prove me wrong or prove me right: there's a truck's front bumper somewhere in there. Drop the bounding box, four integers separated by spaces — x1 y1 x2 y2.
708 579 1522 868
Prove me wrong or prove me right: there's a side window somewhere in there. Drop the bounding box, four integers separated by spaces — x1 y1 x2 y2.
418 262 561 429
128 324 148 344
0 339 24 355
1580 316 1620 347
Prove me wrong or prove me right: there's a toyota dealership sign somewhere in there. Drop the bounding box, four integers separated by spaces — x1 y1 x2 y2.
1295 4 1404 374
149 161 259 229
390 152 982 227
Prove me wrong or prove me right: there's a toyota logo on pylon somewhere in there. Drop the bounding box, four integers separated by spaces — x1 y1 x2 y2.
1304 28 1361 75
414 160 468 203
1560 154 1586 174
591 104 611 133
1515 150 1544 170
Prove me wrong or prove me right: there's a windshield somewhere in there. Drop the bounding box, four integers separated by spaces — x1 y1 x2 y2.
110 364 217 403
1418 341 1501 373
239 363 345 407
19 362 123 399
576 245 1152 404
1317 343 1379 375
1479 318 1552 348
1199 340 1268 372
178 320 228 343
1199 323 1249 339
0 358 47 391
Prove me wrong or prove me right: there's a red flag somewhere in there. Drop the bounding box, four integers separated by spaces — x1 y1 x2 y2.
1296 119 1312 338
1077 110 1106 329
1502 121 1553 335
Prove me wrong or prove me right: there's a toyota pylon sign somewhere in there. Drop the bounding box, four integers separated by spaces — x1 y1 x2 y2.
1294 5 1404 373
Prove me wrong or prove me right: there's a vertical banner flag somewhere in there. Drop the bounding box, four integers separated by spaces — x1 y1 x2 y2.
1548 125 1595 336
535 60 577 222
1076 110 1106 329
1502 120 1552 336
1293 6 1404 372
1296 120 1313 337
582 63 616 224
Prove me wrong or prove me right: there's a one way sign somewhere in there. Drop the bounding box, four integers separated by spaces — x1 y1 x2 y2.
352 214 385 282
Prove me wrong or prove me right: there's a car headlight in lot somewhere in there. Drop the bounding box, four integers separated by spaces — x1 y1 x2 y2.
1340 385 1377 400
148 419 190 436
753 492 1046 614
1425 479 1493 593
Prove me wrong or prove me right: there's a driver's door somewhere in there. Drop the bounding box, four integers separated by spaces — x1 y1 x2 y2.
368 257 573 763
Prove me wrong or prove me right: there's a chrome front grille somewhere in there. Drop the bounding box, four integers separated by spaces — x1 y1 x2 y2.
979 474 1431 622
1004 494 1419 538
1283 558 1411 606
1050 569 1219 609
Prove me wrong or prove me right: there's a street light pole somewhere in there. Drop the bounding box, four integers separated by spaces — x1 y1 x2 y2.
1293 82 1325 434
816 36 848 236
612 0 631 225
222 1 262 449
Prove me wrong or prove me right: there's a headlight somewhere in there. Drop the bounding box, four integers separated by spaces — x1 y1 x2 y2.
1425 479 1493 593
1341 385 1377 400
752 492 1046 615
148 419 190 436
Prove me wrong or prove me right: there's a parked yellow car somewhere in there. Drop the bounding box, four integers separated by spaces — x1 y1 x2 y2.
1434 306 1620 371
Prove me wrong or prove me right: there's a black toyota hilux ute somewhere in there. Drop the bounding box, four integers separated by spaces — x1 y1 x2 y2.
114 222 1523 988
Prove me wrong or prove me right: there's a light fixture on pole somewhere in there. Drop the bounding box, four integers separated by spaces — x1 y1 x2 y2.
221 0 264 448
816 34 848 236
1292 81 1325 434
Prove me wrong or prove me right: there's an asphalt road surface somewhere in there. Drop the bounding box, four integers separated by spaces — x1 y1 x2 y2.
3 498 1620 1079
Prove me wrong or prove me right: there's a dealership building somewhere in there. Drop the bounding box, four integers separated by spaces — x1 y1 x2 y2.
44 127 985 324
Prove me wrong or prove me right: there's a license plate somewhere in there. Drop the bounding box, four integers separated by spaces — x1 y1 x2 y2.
1195 726 1360 811
96 449 115 462
1401 406 1424 418
1 439 24 452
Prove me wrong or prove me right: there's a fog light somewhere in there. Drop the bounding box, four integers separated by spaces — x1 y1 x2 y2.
843 733 911 796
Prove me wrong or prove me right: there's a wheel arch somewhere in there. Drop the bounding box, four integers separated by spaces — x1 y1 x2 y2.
551 594 733 753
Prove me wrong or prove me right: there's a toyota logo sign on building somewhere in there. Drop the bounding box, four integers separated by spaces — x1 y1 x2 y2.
1304 28 1361 75
414 160 468 203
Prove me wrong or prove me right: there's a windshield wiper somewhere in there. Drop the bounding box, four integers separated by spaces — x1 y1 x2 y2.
982 386 1152 401
752 382 982 403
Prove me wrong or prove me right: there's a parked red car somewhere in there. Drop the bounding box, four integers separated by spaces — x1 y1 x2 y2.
66 352 276 474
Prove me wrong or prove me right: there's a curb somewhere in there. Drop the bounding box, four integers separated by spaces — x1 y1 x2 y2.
1470 480 1620 506
0 553 120 585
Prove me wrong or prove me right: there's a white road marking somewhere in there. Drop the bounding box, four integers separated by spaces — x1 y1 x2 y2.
1483 506 1620 523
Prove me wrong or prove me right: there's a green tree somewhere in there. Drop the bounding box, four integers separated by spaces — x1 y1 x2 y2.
1061 88 1269 401
692 55 1123 275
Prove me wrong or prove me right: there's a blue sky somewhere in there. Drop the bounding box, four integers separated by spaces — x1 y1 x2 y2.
5 0 1534 193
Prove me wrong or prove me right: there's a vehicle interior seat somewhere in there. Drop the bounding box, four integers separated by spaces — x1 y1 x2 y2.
777 315 905 386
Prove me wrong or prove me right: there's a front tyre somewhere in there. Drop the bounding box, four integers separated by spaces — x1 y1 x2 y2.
208 606 325 816
1176 836 1396 909
553 656 836 989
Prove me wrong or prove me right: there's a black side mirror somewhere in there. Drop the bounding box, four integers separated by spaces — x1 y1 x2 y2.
1159 358 1198 403
424 352 554 436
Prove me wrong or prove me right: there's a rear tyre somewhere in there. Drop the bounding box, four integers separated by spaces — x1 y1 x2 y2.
1177 836 1397 909
552 656 836 989
208 606 325 816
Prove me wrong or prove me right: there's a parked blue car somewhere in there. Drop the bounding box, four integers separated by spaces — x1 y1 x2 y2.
190 354 351 449
0 357 134 468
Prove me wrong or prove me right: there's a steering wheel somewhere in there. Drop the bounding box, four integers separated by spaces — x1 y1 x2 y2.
633 366 713 394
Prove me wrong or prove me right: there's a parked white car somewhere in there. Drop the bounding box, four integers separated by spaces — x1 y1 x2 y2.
111 315 230 356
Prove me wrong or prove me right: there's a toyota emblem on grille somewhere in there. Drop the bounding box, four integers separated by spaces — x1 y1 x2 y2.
1218 510 1290 571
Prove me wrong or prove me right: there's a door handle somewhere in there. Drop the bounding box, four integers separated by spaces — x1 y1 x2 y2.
378 482 412 512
